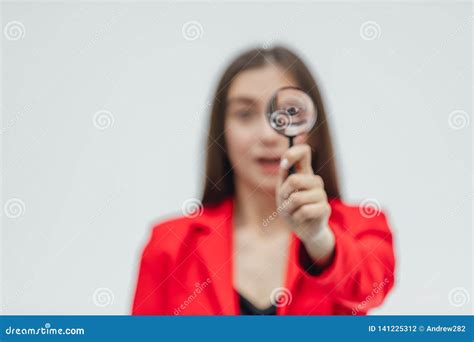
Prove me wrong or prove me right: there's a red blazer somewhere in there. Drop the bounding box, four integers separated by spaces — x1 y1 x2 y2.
132 196 396 315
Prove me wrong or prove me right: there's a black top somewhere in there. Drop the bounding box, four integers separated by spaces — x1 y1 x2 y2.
236 244 335 315
238 292 277 315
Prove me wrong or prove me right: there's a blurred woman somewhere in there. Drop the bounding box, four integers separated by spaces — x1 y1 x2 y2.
132 46 396 315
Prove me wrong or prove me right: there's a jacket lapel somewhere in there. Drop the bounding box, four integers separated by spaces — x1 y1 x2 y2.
189 197 238 315
279 232 300 315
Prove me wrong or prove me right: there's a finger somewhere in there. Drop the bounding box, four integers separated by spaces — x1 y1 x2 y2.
280 144 313 175
292 202 331 226
279 174 324 201
282 188 327 216
277 159 288 190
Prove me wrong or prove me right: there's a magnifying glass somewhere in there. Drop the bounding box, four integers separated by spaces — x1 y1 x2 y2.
266 86 317 175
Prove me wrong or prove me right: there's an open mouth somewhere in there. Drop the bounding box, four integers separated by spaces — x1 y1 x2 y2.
256 157 281 164
255 157 281 173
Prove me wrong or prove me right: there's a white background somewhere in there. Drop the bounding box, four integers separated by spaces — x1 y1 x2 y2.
1 1 472 314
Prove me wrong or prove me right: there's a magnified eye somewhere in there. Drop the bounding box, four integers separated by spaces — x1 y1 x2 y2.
286 106 299 116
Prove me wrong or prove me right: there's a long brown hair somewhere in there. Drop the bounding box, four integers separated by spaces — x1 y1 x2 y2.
201 45 342 206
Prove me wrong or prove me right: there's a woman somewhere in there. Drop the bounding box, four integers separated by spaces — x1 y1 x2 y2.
131 46 396 315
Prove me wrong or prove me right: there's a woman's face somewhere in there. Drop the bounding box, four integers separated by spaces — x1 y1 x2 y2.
224 64 307 195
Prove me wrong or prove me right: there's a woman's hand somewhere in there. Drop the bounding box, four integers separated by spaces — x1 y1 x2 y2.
276 144 336 267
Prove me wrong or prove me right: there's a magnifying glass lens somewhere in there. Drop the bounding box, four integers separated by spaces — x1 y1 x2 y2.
266 87 317 137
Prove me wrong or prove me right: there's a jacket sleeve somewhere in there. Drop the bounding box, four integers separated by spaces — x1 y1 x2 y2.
297 207 396 314
131 226 169 315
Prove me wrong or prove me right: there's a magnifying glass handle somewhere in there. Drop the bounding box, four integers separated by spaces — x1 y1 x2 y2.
288 136 296 175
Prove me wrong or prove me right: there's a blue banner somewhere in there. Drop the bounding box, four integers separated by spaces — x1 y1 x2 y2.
0 315 472 341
